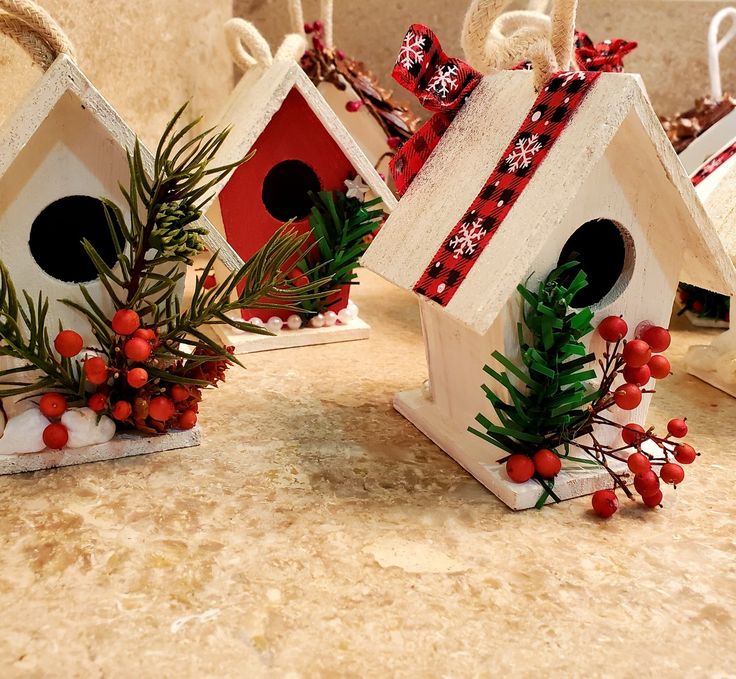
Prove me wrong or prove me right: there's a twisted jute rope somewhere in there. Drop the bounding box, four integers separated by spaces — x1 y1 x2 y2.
0 0 75 69
462 0 578 88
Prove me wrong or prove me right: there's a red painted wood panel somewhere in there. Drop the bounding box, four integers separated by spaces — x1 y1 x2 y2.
218 87 356 321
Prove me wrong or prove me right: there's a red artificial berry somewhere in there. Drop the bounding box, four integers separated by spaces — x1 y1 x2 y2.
623 339 652 368
43 422 68 450
133 328 157 342
335 49 346 60
112 400 133 421
533 449 561 479
87 392 107 413
505 454 535 483
178 409 197 430
592 489 619 518
345 100 363 112
84 356 108 385
660 462 685 485
667 418 688 438
387 136 402 150
623 364 651 386
627 452 651 475
640 325 671 353
127 367 149 389
648 355 671 380
303 21 315 33
597 315 628 343
621 423 646 446
149 396 175 422
124 337 152 362
674 443 697 465
170 384 190 402
642 489 663 508
111 309 141 336
39 392 67 418
691 300 704 314
614 383 642 411
54 329 83 358
634 470 660 496
313 19 324 31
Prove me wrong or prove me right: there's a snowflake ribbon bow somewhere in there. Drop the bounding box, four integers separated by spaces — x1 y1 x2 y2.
390 24 483 195
574 32 638 73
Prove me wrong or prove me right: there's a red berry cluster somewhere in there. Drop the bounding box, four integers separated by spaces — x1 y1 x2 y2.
591 316 699 518
505 449 561 484
38 393 69 450
598 316 672 412
49 308 199 435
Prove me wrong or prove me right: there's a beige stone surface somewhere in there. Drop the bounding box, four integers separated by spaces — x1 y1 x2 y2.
0 269 735 677
0 1 233 147
237 0 736 117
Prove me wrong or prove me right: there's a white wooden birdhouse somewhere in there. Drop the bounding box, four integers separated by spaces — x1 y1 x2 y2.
0 53 238 350
202 18 397 354
685 137 736 394
0 30 240 474
363 23 736 509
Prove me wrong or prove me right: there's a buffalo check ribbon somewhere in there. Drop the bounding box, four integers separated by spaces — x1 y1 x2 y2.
390 25 483 196
413 68 601 305
574 32 637 73
691 140 736 186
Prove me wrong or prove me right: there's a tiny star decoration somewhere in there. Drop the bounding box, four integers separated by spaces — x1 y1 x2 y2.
344 175 370 200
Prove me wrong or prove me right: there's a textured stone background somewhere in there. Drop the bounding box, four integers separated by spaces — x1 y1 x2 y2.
236 0 736 116
0 0 233 147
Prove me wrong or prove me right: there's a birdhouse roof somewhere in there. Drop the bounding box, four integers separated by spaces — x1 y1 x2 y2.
0 54 244 272
362 70 736 335
695 143 736 261
202 60 397 213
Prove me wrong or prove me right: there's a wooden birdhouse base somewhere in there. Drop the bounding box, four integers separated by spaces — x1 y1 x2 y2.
394 388 628 511
0 427 200 475
682 310 729 329
212 317 370 354
687 366 736 399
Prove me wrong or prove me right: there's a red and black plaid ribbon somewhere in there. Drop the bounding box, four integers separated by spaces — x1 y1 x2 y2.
389 25 483 196
691 140 736 186
413 70 601 306
574 32 637 73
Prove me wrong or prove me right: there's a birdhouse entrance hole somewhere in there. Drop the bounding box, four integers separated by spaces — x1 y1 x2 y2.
557 218 634 308
262 160 321 222
29 195 122 284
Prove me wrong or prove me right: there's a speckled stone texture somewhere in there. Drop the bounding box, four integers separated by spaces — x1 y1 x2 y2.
236 0 736 117
0 270 734 676
0 0 233 147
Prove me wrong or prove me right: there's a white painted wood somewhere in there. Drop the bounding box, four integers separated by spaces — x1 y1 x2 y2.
0 427 200 475
679 112 736 175
394 388 627 510
212 317 369 354
363 71 736 336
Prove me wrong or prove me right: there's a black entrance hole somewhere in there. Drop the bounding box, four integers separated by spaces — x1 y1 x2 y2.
29 195 121 284
262 160 321 222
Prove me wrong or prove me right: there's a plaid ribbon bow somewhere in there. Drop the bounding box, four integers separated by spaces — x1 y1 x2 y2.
574 32 638 73
390 24 483 195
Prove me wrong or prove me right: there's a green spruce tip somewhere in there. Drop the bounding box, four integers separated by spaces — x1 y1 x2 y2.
0 103 332 399
467 261 603 506
293 189 384 316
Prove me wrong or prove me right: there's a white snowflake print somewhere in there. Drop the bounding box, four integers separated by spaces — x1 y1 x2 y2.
428 64 459 99
561 71 586 87
397 30 426 69
448 218 488 259
506 134 543 172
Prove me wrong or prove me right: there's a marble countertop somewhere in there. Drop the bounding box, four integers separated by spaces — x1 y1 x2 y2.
1 270 734 678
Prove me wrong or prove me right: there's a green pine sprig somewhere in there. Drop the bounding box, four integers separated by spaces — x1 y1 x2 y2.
468 261 602 505
295 190 384 315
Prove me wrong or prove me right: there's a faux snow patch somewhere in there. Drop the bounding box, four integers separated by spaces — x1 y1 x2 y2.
62 408 115 448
